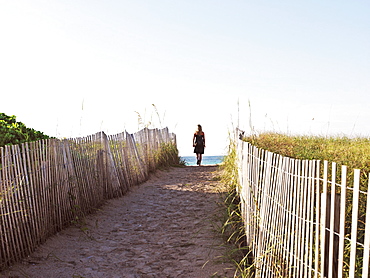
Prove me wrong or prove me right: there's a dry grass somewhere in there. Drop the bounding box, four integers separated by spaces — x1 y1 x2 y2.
243 132 370 192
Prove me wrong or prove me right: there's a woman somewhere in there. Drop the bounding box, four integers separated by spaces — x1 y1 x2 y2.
193 124 206 166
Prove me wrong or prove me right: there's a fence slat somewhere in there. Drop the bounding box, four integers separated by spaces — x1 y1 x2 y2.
328 162 336 278
362 175 370 278
314 160 320 278
6 145 23 261
349 169 360 278
320 160 328 277
297 160 304 278
338 165 347 278
307 160 315 278
1 147 12 266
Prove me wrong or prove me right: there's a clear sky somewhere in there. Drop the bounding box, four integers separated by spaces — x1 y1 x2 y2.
1 1 369 156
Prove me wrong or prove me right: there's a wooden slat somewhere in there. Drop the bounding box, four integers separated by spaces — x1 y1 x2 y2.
268 153 280 275
44 139 57 233
328 162 336 278
349 169 360 277
25 141 41 246
300 160 308 277
362 174 370 277
307 160 315 277
293 159 301 277
338 165 347 278
54 140 69 228
40 140 53 237
0 147 12 266
314 160 320 278
320 160 328 276
273 155 287 277
303 161 311 277
299 160 305 277
36 140 47 239
6 145 22 262
13 144 33 256
287 159 295 278
284 158 293 276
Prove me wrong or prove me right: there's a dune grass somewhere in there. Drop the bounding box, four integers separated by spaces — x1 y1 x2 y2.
243 132 370 192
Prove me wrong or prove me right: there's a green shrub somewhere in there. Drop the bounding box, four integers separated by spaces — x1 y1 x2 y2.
0 113 51 147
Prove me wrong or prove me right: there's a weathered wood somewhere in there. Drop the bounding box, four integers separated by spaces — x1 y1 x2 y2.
320 160 328 277
362 176 370 278
7 145 22 261
314 160 321 278
0 128 176 269
349 169 361 278
338 165 347 278
0 147 12 267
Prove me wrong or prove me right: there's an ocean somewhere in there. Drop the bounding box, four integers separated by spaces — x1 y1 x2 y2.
181 155 225 166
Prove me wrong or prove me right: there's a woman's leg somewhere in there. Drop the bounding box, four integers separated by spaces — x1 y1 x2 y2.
198 154 202 165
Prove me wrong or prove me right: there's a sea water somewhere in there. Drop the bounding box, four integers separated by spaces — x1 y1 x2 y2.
181 156 224 166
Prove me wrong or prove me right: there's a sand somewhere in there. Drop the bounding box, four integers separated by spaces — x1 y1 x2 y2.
1 166 236 278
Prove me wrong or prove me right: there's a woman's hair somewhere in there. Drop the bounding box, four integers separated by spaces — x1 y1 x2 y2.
196 124 203 133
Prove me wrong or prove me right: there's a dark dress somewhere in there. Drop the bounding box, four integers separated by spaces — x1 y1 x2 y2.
194 133 205 154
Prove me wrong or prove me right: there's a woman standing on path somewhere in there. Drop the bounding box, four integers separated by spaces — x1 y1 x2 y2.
193 124 206 166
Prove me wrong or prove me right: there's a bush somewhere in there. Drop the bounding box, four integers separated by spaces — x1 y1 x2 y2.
0 113 51 147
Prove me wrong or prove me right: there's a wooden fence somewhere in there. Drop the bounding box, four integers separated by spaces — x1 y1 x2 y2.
235 129 370 277
0 127 177 270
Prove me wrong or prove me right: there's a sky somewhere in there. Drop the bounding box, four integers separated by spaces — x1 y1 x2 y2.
0 1 369 156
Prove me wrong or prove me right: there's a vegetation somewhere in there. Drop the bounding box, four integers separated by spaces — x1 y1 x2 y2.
0 113 51 148
219 140 254 277
154 142 186 168
134 105 185 168
243 132 370 189
241 132 370 277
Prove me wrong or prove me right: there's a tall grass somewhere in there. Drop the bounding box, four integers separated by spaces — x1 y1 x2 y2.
134 105 184 168
243 132 370 191
243 132 369 223
154 142 185 168
219 140 255 277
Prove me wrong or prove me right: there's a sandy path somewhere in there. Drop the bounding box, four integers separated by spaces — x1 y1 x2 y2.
1 166 235 278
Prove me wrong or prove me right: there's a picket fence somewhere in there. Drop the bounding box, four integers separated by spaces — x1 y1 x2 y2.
0 127 176 270
236 130 370 278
